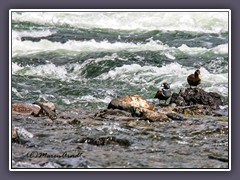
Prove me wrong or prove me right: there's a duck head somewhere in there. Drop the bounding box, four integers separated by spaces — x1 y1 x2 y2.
194 69 200 77
161 82 170 89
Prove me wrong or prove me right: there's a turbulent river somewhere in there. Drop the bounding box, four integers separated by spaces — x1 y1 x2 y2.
11 11 229 169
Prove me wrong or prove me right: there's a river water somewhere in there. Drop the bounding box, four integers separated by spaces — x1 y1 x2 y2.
11 11 229 170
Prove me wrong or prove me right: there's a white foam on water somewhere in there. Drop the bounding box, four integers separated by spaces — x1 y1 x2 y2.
98 62 187 81
211 43 228 54
177 43 229 55
208 58 228 74
177 44 208 55
98 62 228 96
95 122 131 133
200 68 228 96
12 12 228 33
12 36 228 58
12 62 24 74
12 29 56 39
14 63 69 81
80 95 112 104
62 98 71 105
12 87 23 98
12 30 57 57
12 58 228 97
165 52 176 60
12 39 171 57
68 53 121 80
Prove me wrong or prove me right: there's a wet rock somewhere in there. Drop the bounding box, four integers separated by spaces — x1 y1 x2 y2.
141 109 170 122
166 113 187 121
106 95 176 122
12 127 19 143
94 109 135 121
208 154 228 163
170 88 223 109
78 136 131 147
67 119 81 125
56 156 88 168
33 101 57 120
12 103 41 115
58 114 72 119
213 108 228 117
173 104 214 116
12 127 33 144
12 161 62 168
12 102 57 120
108 94 155 116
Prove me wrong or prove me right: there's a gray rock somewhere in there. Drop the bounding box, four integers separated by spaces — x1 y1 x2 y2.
12 126 33 144
170 88 223 109
166 113 187 121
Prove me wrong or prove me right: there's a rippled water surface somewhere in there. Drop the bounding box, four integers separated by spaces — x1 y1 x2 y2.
11 11 229 169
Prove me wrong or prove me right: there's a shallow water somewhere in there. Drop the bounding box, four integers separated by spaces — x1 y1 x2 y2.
12 108 228 169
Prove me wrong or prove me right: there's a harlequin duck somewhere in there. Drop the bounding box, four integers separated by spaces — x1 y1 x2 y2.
154 82 171 104
187 69 201 88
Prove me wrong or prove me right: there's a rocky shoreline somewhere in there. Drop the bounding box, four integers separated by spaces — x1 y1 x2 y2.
11 88 229 168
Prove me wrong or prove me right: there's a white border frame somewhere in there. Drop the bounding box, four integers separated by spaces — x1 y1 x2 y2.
9 9 231 171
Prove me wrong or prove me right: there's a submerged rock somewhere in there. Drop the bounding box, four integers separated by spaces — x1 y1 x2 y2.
77 136 131 147
108 94 155 116
95 109 132 118
208 154 228 163
67 119 81 125
94 109 136 121
173 104 214 116
166 113 187 121
170 88 223 109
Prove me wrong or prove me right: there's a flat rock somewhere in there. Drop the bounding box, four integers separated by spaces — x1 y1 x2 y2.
141 109 170 122
12 103 41 115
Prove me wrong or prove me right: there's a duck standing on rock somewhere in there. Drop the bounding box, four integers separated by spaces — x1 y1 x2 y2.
154 82 171 105
187 69 201 88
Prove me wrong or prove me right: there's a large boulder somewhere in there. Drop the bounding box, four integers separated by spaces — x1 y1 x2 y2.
170 88 223 109
107 94 172 122
108 94 155 116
